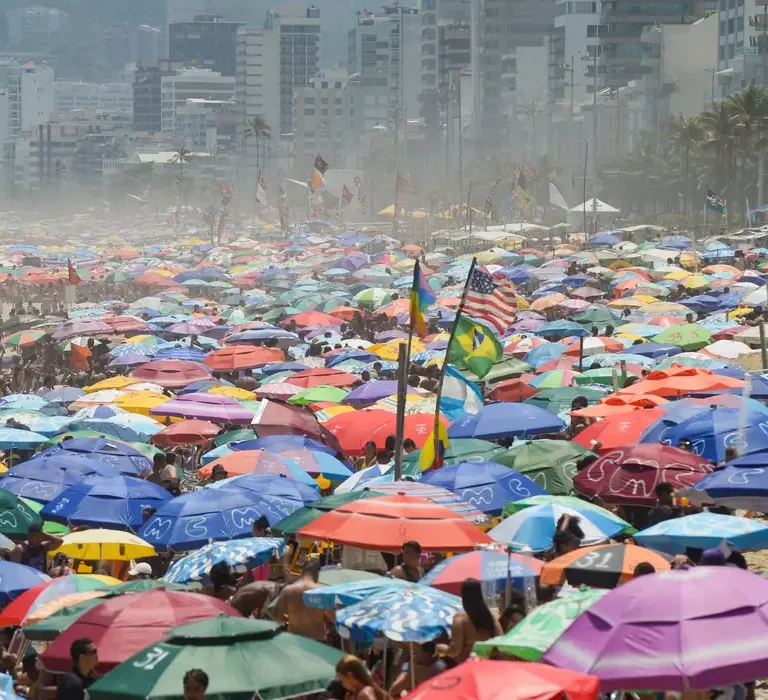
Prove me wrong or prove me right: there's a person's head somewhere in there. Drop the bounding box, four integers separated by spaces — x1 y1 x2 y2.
727 550 748 569
724 446 739 463
252 515 270 537
401 540 422 568
384 434 396 455
27 522 44 547
183 669 209 700
70 638 97 674
402 438 416 453
605 324 614 336
209 561 236 591
303 558 321 583
363 440 377 460
210 465 228 483
165 452 176 466
153 453 167 472
460 578 497 637
702 548 726 566
685 313 694 324
500 605 526 633
553 530 580 555
360 370 371 383
571 396 589 411
677 438 693 453
376 450 390 465
413 642 437 666
655 481 674 506
591 326 599 336
336 655 376 694
634 562 656 577
127 562 153 580
372 362 382 374
142 506 156 524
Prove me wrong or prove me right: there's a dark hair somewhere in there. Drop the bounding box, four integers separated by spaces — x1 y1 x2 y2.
70 638 94 663
402 541 422 555
727 551 748 570
165 452 176 466
402 438 416 450
460 578 497 638
655 482 674 497
183 669 209 690
303 559 321 577
634 562 656 577
209 561 236 590
28 523 42 534
153 453 166 467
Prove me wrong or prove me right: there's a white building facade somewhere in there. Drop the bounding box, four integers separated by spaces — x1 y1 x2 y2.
160 68 234 136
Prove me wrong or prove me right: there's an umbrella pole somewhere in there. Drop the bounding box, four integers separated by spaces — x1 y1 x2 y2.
504 546 512 608
760 322 767 371
382 638 388 690
409 643 416 691
578 337 584 372
394 334 410 481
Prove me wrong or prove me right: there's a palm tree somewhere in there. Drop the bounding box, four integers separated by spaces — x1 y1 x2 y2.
728 86 768 207
699 100 739 206
668 114 704 217
244 115 272 176
171 146 192 185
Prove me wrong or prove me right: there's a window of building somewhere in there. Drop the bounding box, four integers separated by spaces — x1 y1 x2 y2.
321 97 328 104
322 81 328 88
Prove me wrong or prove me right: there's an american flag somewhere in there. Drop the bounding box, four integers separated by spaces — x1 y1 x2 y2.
397 173 419 195
464 269 521 333
355 179 368 216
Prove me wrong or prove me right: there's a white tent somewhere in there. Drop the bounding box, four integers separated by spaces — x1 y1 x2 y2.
569 198 620 214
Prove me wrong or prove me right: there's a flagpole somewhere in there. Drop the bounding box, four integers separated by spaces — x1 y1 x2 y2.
429 257 477 471
393 170 400 238
466 182 472 235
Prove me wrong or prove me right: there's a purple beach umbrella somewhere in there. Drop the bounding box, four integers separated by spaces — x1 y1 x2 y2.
342 380 417 407
149 393 255 424
543 567 768 691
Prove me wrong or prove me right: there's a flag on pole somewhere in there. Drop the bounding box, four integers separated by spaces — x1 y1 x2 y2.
71 344 91 371
256 169 267 204
463 268 525 333
517 169 527 191
706 189 725 214
309 153 329 192
409 260 436 337
549 182 569 210
341 184 354 206
419 421 450 472
447 316 503 378
396 173 419 195
354 176 367 216
483 179 502 218
439 365 483 421
67 259 81 285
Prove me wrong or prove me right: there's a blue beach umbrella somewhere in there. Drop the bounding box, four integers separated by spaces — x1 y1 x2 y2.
448 403 565 440
0 561 49 603
420 461 546 515
0 428 48 450
633 512 768 555
335 585 462 642
40 476 171 531
682 452 768 510
73 414 163 443
239 435 335 456
488 503 627 552
277 450 353 481
304 578 408 610
163 537 286 584
39 438 152 476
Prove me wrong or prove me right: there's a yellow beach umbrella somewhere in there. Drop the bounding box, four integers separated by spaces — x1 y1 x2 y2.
682 274 711 289
377 204 407 217
369 338 426 360
114 390 171 417
664 269 690 281
315 405 356 422
207 385 257 400
84 376 142 394
52 530 156 561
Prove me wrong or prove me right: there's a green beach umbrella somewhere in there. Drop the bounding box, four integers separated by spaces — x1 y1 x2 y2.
213 429 255 447
652 324 712 351
20 498 69 536
572 309 621 327
474 588 608 661
525 387 605 415
495 440 595 495
273 490 384 535
287 385 349 406
404 438 507 468
0 489 42 537
87 617 344 700
461 357 533 384
573 367 638 387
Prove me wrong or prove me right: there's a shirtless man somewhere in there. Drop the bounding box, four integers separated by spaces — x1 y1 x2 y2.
389 541 424 582
274 559 326 641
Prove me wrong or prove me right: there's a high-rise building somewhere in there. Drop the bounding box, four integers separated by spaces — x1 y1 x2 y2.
235 4 321 161
166 0 210 27
6 7 67 49
55 81 133 118
600 0 707 88
160 68 235 135
169 15 243 77
470 0 556 144
294 72 348 166
102 24 165 73
0 61 55 137
717 0 759 95
132 60 184 133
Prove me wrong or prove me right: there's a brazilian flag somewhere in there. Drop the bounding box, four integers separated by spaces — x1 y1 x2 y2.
447 316 502 378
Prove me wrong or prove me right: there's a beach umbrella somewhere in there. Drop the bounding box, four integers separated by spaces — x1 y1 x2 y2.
571 410 667 452
494 440 594 495
335 585 462 642
130 360 211 389
39 438 152 476
543 567 768 691
488 503 628 552
272 490 385 534
139 483 313 552
86 617 343 700
572 444 714 507
653 324 712 350
40 589 240 674
0 455 120 504
525 387 606 415
151 419 220 447
405 659 599 700
54 529 155 560
633 512 768 554
149 393 255 424
420 461 546 515
297 494 492 552
563 336 624 357
0 427 48 450
474 589 609 661
197 449 318 486
540 543 672 588
2 330 45 348
303 577 407 609
448 403 565 440
203 346 284 371
276 449 353 481
73 414 164 443
0 487 41 536
40 476 171 531
404 439 507 469
0 562 50 604
0 574 120 627
419 549 543 596
287 385 349 405
681 451 768 509
163 537 285 584
287 367 359 388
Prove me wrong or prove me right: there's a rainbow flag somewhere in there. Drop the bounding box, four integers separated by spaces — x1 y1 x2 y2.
409 260 436 337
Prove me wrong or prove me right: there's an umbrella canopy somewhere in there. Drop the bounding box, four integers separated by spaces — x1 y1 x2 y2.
203 346 284 371
335 585 462 642
405 659 599 700
0 561 50 603
86 617 343 700
488 503 628 552
419 549 543 596
633 512 768 554
53 529 156 560
474 590 608 662
40 438 153 476
0 487 42 536
540 543 672 588
163 537 285 584
272 491 385 535
681 451 768 510
297 494 492 552
150 393 255 424
40 476 171 531
152 420 220 446
448 403 565 440
403 439 507 469
543 567 768 691
131 360 210 389
197 450 318 486
572 444 714 507
40 589 240 674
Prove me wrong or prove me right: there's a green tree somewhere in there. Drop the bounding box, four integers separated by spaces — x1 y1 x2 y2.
171 146 193 185
667 114 704 216
244 115 272 176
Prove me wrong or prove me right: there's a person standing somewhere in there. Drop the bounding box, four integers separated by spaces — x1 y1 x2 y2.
445 578 502 664
12 523 63 573
183 669 208 700
389 541 424 582
55 639 98 700
274 559 326 641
